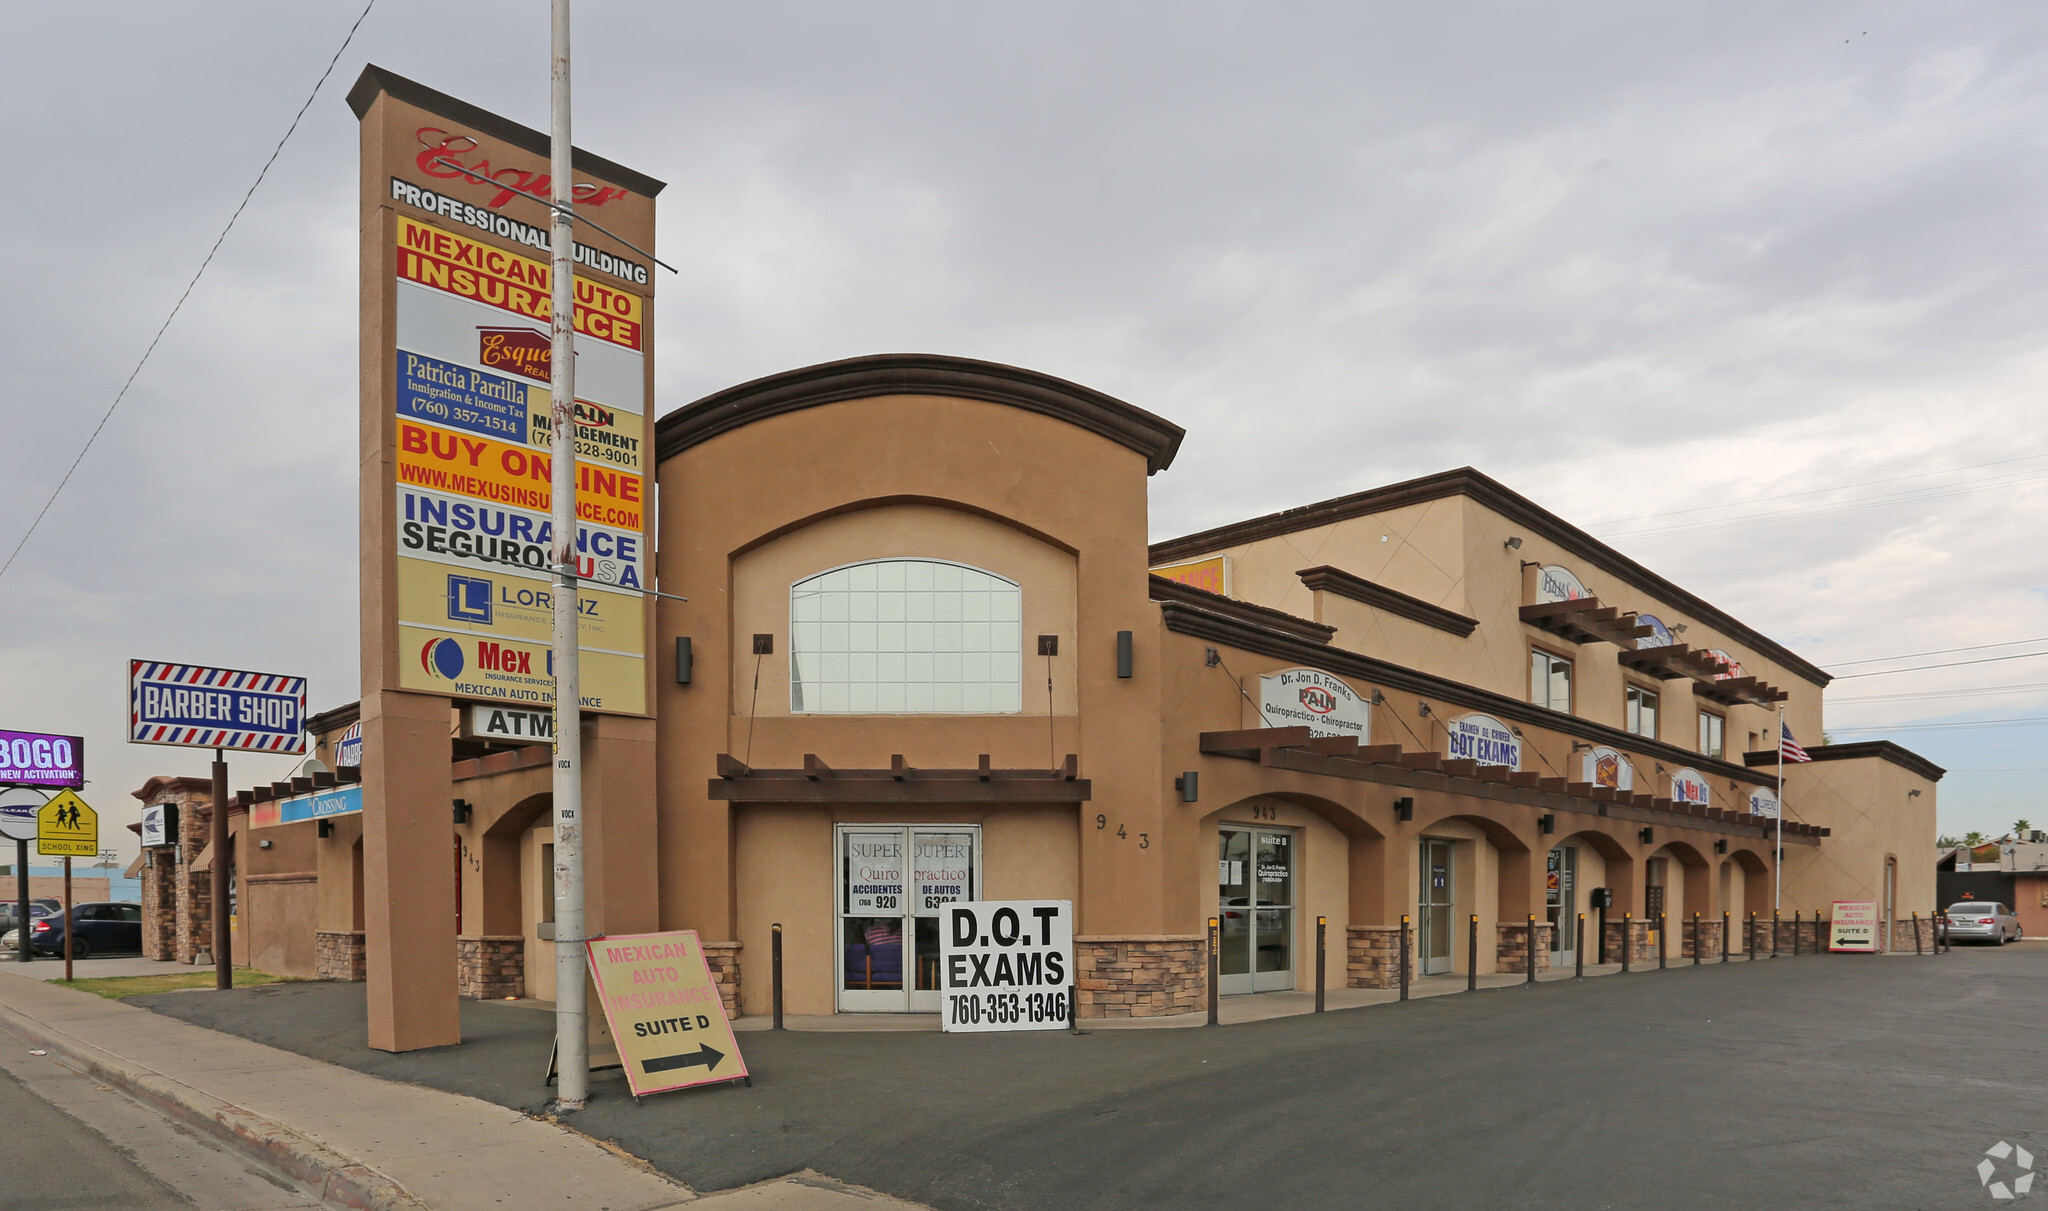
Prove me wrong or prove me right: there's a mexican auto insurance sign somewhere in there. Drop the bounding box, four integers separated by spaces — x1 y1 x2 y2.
939 900 1074 1033
129 660 307 754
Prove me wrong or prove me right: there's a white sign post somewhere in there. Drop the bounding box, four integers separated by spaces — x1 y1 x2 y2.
939 899 1074 1033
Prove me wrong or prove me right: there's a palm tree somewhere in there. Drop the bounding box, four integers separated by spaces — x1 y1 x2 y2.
2015 819 2033 836
1938 835 1960 849
1964 830 1987 846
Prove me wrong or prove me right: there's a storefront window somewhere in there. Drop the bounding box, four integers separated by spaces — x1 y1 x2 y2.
791 559 1023 714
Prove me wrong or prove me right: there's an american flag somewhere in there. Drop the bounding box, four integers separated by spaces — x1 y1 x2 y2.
1780 722 1812 763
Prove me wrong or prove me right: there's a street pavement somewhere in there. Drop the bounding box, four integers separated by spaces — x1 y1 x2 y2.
130 944 2048 1210
0 1040 316 1210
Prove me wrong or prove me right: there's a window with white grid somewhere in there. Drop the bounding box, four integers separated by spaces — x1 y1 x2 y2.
790 559 1023 714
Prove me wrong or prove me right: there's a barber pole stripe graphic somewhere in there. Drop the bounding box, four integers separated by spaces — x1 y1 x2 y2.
128 659 308 754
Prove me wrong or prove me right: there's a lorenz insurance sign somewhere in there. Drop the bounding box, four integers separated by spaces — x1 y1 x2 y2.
350 66 662 716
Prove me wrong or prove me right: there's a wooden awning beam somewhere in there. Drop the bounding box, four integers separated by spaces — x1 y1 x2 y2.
710 754 1091 802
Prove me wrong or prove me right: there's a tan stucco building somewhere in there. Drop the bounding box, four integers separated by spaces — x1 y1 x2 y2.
153 352 1942 1041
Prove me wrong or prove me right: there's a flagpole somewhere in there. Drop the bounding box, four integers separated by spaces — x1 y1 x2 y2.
1775 705 1785 912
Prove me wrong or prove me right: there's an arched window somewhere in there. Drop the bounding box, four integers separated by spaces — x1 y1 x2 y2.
790 559 1023 713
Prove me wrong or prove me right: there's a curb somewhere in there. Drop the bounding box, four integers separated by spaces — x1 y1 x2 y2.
0 998 423 1210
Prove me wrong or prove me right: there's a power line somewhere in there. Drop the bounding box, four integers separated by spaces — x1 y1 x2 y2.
0 0 378 587
1595 467 2048 541
1828 650 2048 679
1828 681 2048 705
1824 636 2048 668
1583 452 2048 528
1828 716 2048 733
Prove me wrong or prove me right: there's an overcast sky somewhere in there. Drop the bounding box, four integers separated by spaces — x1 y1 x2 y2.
4 2 2044 861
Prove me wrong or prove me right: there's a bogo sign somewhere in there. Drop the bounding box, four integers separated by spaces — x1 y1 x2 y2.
0 729 85 789
939 900 1074 1033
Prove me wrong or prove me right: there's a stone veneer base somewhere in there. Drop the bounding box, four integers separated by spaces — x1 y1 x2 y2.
457 935 525 1000
1075 935 1204 1018
316 930 365 982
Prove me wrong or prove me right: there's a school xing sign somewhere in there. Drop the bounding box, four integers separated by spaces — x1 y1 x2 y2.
37 790 97 857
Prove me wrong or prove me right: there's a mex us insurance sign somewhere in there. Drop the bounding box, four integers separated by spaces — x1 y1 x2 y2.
939 900 1073 1033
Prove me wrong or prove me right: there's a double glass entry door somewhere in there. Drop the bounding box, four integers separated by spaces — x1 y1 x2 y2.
837 825 979 1012
1218 826 1295 994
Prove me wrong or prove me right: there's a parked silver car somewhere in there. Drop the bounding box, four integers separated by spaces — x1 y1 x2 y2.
1945 901 2023 944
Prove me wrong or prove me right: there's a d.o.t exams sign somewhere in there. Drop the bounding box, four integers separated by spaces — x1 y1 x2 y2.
939 900 1073 1033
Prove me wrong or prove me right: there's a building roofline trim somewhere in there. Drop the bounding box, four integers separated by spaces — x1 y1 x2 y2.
654 354 1186 473
1743 740 1946 782
1149 575 1334 644
346 65 666 197
1149 467 1832 687
1160 597 1782 791
1296 565 1480 637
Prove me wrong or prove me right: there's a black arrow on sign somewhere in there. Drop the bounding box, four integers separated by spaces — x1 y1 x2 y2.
641 1043 725 1074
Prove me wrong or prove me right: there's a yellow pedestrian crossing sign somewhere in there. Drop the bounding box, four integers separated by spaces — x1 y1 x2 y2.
37 790 98 857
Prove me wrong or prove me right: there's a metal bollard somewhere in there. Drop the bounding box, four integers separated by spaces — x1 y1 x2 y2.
1576 913 1585 978
1658 912 1668 970
1692 912 1701 966
1399 914 1411 1002
1316 916 1327 1013
1207 917 1220 1026
1721 911 1730 964
1746 912 1755 959
1772 910 1781 958
1913 911 1922 956
1526 913 1537 985
1597 903 1609 966
1793 910 1801 956
1467 914 1478 992
771 922 785 1030
1622 912 1633 973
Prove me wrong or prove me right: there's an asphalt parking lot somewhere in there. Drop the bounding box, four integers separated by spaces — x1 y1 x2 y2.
136 945 2048 1210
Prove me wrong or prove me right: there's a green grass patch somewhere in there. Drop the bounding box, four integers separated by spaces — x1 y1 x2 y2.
55 968 297 999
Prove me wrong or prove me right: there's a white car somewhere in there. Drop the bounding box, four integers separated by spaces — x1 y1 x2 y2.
1945 901 2023 945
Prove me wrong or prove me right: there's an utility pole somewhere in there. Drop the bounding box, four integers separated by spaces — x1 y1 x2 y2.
548 0 589 1112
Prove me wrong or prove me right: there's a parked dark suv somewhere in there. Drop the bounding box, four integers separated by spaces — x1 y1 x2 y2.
30 902 143 958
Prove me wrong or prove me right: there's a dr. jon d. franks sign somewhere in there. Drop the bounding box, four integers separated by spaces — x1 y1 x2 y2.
352 65 662 716
939 900 1074 1033
1257 668 1369 741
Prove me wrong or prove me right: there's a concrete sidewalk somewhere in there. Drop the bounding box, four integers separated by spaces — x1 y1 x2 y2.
0 970 925 1211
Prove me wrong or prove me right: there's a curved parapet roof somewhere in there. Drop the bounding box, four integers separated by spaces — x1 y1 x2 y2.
655 353 1185 474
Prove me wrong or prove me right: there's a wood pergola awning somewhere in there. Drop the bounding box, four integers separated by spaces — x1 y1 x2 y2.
1519 598 1654 648
1197 727 1827 842
232 766 360 809
709 753 1092 803
1612 639 1791 706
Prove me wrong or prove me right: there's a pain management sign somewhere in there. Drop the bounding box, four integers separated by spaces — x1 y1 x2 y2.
129 660 307 754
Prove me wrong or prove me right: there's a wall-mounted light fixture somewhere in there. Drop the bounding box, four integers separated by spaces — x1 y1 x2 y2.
1908 789 1923 798
1174 772 1199 803
1394 797 1414 822
674 637 694 685
1639 827 1655 846
258 838 274 850
1504 536 1524 551
1538 814 1555 835
1116 631 1134 679
1672 624 1688 635
317 819 333 839
1714 839 1728 854
452 799 472 825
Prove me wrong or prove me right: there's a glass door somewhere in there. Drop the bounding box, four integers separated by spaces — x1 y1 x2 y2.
1546 845 1577 967
1420 839 1455 975
1217 825 1295 994
837 825 979 1012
